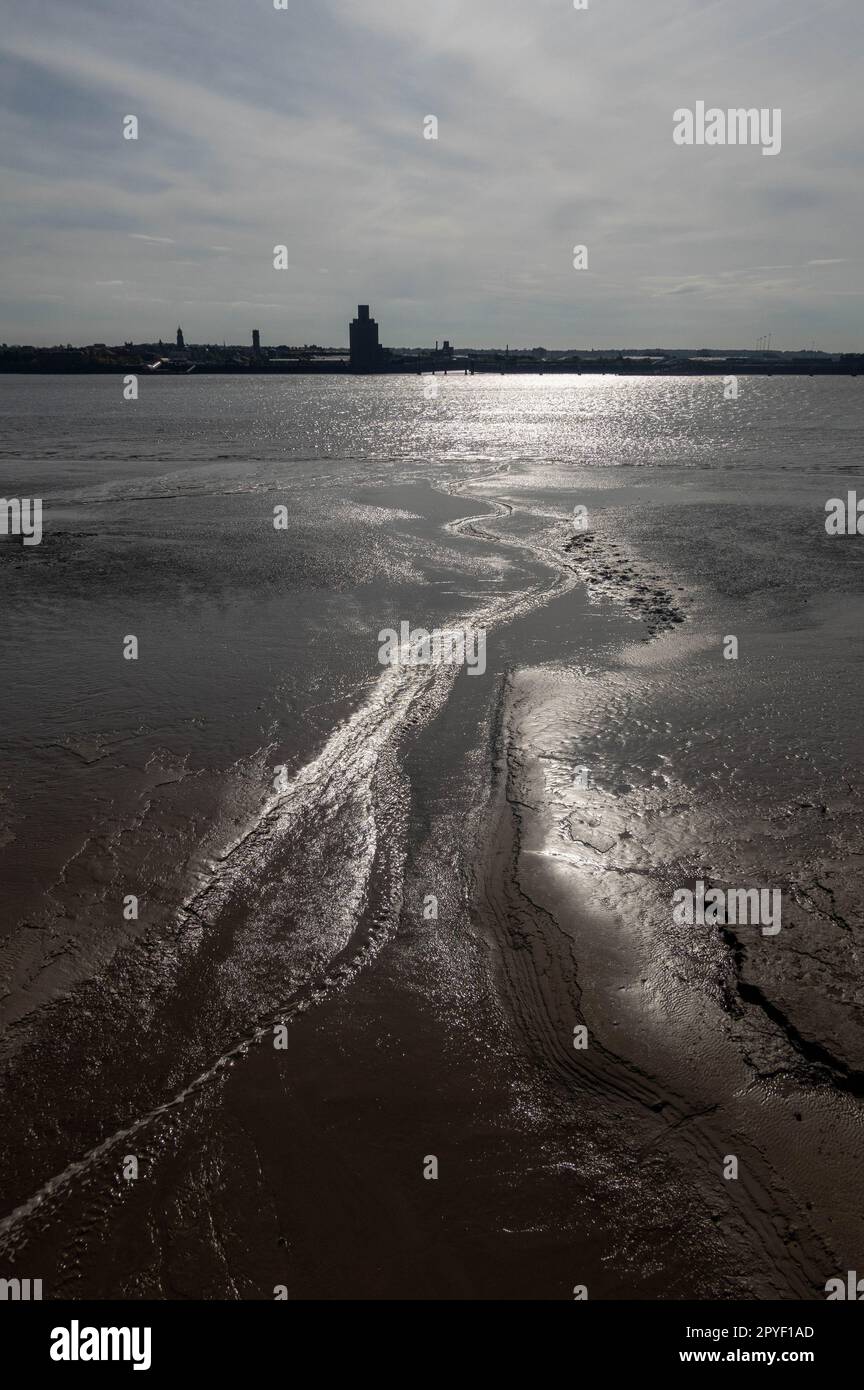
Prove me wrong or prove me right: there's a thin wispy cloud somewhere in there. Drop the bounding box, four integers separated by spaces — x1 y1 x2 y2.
0 0 861 347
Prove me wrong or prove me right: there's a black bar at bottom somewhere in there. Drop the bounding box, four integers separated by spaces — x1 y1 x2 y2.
1 1298 856 1376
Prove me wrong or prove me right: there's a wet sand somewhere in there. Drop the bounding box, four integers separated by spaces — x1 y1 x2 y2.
1 376 862 1299
5 529 857 1299
0 583 749 1299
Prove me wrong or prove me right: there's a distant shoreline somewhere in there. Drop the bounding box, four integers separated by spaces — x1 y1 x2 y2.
1 360 861 377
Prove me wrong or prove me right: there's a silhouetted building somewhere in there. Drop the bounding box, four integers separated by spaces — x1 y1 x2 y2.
252 329 261 355
176 325 185 349
349 304 381 370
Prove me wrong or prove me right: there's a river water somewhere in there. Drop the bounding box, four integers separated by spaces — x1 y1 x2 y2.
0 372 861 1298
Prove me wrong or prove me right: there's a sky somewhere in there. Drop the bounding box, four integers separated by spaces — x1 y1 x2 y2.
1 0 862 350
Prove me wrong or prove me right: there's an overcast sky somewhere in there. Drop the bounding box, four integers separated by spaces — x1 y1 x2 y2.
1 0 861 349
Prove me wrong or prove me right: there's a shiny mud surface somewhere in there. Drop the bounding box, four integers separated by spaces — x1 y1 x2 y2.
0 374 862 1297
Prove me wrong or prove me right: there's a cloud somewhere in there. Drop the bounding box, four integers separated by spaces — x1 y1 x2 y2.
665 282 710 296
0 0 862 347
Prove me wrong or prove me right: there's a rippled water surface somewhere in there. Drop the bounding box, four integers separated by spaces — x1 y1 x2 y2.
1 374 862 1298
